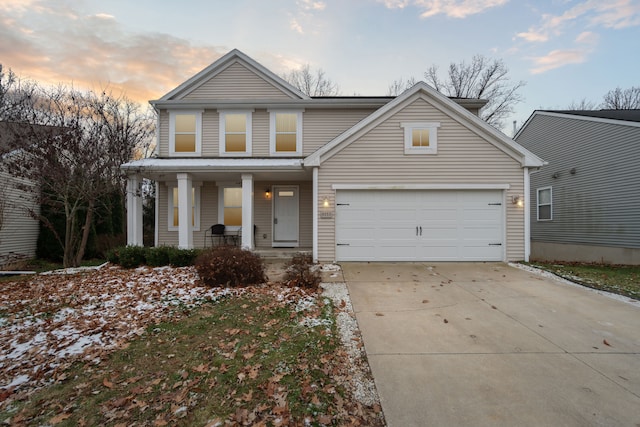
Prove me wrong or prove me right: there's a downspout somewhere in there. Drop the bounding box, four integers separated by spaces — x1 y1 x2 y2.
524 167 531 262
312 167 319 263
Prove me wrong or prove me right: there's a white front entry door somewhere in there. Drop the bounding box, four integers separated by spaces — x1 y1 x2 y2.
273 185 299 247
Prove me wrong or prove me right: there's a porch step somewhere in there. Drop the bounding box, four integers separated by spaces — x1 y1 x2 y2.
253 248 311 260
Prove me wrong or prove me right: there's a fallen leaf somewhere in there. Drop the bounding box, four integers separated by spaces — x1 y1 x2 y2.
375 312 384 317
103 378 114 389
49 413 72 425
422 299 429 303
443 319 449 324
603 339 612 347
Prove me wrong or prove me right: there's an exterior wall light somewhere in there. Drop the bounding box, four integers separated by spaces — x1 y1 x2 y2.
512 195 524 207
265 189 271 199
323 197 330 208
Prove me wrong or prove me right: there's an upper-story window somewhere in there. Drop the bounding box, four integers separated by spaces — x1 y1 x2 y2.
270 110 303 156
400 122 440 155
169 111 202 156
220 111 253 156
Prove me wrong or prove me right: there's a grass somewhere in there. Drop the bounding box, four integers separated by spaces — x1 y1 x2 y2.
1 291 382 426
526 261 640 300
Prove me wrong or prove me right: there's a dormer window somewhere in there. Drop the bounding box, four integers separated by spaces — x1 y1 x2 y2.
220 110 253 156
270 110 303 156
169 111 202 156
401 122 440 155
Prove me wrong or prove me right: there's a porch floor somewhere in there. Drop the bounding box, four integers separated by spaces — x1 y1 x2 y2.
253 247 312 260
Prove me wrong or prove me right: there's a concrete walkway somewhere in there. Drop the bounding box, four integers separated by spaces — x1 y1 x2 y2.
343 262 640 427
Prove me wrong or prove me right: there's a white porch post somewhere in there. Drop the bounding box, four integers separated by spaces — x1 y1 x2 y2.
524 167 531 262
126 175 143 246
312 167 319 263
177 173 193 249
241 173 254 249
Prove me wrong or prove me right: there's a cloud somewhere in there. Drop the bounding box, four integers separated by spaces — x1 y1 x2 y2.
0 0 228 103
288 0 327 35
516 0 640 43
379 0 509 19
528 31 598 74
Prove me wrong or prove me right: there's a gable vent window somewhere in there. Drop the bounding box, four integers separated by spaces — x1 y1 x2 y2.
401 122 440 155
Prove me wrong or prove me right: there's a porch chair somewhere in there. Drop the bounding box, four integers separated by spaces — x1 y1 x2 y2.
205 223 226 247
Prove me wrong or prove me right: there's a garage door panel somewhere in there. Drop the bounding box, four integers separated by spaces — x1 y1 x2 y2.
336 190 504 261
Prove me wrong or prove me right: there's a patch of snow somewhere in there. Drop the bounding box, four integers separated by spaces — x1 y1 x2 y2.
2 374 30 390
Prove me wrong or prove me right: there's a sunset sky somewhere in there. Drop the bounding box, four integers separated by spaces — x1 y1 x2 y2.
1 0 639 133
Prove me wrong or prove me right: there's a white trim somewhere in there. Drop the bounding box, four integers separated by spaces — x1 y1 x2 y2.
524 168 531 262
312 167 318 263
331 183 511 190
536 186 553 221
167 182 201 232
122 157 303 171
269 110 303 156
401 122 440 155
219 110 253 157
169 110 203 157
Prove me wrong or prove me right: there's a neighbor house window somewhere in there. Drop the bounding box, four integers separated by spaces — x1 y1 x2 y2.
219 111 252 156
218 186 242 228
169 111 202 156
168 185 201 231
537 187 552 221
401 122 440 155
270 110 303 156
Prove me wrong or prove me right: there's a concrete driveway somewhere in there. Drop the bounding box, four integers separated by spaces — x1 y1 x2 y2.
343 262 640 427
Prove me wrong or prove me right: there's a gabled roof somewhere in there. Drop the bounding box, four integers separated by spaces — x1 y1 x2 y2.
305 82 545 168
515 110 640 139
155 49 310 103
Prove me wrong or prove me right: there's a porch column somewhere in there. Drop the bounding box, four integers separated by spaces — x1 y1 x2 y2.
312 167 319 263
126 174 143 246
177 173 193 249
241 173 254 249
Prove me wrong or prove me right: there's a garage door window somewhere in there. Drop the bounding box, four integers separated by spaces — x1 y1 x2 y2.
401 122 440 155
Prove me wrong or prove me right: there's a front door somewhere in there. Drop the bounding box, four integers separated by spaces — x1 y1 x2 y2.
273 185 299 247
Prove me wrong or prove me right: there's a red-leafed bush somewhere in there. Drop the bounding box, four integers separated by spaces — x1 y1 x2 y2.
195 246 266 287
284 252 321 290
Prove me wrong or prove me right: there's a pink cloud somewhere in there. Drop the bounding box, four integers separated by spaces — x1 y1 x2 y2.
379 0 509 19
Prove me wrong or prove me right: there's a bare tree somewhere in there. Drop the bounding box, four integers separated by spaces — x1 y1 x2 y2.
2 77 154 267
422 55 525 128
567 98 597 110
283 64 341 96
601 86 640 109
387 77 417 96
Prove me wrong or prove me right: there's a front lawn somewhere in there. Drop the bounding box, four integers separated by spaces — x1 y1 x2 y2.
0 265 383 426
526 262 640 300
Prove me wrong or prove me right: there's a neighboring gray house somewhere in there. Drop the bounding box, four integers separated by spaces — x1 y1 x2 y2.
122 49 545 262
0 122 40 266
515 110 640 265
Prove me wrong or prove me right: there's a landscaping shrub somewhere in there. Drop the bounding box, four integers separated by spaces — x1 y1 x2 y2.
117 245 147 269
106 247 121 265
283 252 321 290
195 246 266 287
145 246 171 267
167 247 200 267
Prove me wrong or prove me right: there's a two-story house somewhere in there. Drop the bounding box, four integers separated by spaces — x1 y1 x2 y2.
122 49 544 263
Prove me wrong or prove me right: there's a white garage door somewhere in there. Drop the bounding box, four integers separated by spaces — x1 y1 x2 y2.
335 190 504 261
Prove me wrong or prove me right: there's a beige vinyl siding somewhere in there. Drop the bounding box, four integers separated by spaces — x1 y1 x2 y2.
182 63 295 100
317 98 524 262
202 110 219 156
302 109 376 156
0 172 39 264
157 110 169 157
251 110 270 157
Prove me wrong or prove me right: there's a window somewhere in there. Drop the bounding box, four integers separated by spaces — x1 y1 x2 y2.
169 111 202 156
537 187 552 221
168 185 200 231
220 111 252 156
401 122 440 155
218 186 242 228
270 110 303 156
